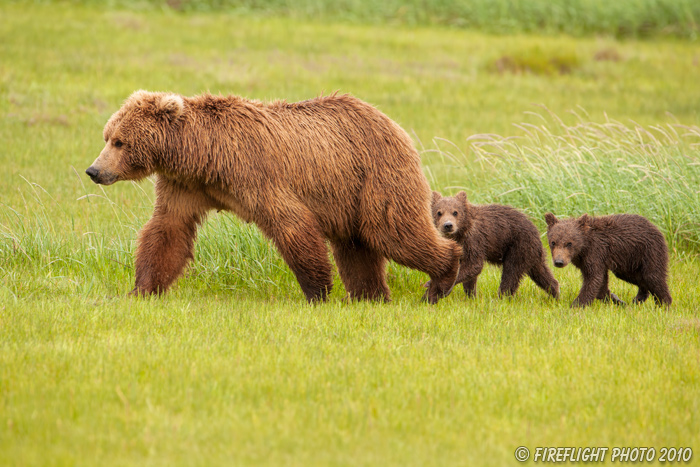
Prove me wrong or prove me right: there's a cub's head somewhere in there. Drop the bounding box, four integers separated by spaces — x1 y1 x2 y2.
544 213 590 268
431 191 470 238
86 90 184 185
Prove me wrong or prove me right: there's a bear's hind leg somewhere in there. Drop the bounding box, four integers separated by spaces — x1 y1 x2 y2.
527 261 560 299
259 204 333 303
358 180 460 304
632 287 650 304
331 238 390 302
638 263 672 306
462 276 478 297
647 282 672 306
498 253 527 297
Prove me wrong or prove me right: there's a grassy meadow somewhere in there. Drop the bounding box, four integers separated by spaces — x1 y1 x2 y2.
1 2 700 466
47 0 700 38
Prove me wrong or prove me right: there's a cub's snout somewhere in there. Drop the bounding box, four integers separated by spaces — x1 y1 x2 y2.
441 220 454 233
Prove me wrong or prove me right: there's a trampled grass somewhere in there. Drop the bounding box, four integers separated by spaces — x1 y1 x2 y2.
1 3 699 466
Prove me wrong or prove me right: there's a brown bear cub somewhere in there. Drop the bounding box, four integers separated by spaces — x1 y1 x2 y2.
544 213 672 308
430 191 559 299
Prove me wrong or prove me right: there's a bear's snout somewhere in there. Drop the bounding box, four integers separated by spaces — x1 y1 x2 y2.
85 166 99 182
85 166 117 185
442 221 454 233
554 259 565 268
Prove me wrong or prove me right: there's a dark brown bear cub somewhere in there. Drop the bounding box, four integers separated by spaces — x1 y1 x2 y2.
430 191 559 299
544 213 672 308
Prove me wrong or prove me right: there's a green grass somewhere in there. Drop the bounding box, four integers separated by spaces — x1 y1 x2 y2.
1 3 700 466
34 0 700 39
3 294 699 465
437 113 700 252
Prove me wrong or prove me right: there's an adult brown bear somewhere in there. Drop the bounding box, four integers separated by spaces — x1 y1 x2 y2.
86 91 461 303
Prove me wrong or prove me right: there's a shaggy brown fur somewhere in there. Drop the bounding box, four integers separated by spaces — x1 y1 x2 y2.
544 213 672 307
86 91 462 303
429 191 559 299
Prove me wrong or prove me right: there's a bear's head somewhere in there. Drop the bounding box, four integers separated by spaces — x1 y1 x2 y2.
431 191 470 239
544 213 590 268
86 90 185 185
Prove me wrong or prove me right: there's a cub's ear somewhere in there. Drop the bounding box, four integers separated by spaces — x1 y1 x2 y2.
577 213 591 230
156 93 184 121
455 191 468 205
431 191 442 207
544 212 558 228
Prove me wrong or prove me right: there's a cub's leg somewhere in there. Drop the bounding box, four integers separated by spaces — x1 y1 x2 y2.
572 264 606 308
632 287 650 304
462 276 479 297
527 260 560 299
596 271 625 305
498 252 528 297
646 280 672 306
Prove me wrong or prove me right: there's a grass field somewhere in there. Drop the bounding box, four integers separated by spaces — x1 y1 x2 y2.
1 3 700 466
39 0 700 39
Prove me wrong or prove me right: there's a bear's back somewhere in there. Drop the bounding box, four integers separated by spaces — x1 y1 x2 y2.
468 204 541 263
589 214 668 269
184 93 420 173
591 214 664 244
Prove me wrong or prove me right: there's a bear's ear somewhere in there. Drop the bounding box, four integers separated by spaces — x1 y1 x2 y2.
155 94 185 121
431 191 442 207
455 191 468 205
126 90 183 122
544 212 558 228
577 214 591 230
129 89 152 102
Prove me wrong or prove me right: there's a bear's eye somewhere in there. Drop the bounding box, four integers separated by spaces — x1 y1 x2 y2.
453 211 458 216
113 139 124 148
566 242 572 248
551 241 555 247
437 211 442 217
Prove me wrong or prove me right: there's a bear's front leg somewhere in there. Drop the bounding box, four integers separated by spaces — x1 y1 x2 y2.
596 270 626 305
131 207 203 296
458 259 483 298
130 181 208 296
572 264 605 308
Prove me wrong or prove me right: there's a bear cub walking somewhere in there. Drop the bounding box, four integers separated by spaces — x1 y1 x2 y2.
544 213 672 307
430 191 559 299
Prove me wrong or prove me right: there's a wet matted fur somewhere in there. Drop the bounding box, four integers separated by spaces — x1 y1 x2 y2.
545 213 672 307
430 191 559 299
87 91 462 303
